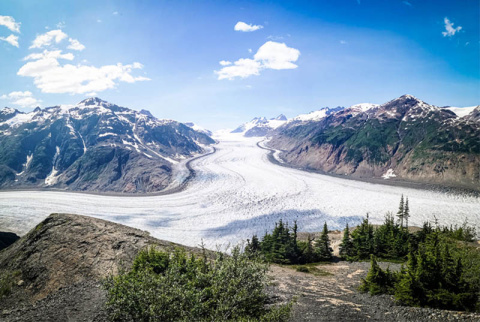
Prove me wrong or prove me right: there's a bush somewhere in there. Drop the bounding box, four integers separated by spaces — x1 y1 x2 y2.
103 246 292 321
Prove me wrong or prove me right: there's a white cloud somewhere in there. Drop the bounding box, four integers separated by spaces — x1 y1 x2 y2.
67 38 85 51
18 49 150 94
1 91 41 108
24 49 74 61
216 58 261 80
219 60 232 66
0 34 19 47
0 15 21 33
340 40 347 45
234 21 263 32
216 41 300 80
442 17 462 37
56 21 66 29
30 29 68 49
254 41 300 70
248 48 252 53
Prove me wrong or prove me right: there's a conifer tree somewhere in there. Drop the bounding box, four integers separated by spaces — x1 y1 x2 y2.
404 197 410 230
315 222 333 261
351 214 375 260
397 195 405 228
339 223 354 260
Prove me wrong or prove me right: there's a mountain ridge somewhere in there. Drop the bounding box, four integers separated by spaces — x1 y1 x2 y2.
0 98 215 193
267 95 480 191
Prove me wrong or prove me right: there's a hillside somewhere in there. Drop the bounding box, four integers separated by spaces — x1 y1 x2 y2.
0 98 215 193
268 95 480 192
0 213 205 321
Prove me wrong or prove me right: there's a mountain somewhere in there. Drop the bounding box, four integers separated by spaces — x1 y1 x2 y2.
268 95 480 191
231 114 288 137
290 106 345 122
0 97 215 193
184 122 213 136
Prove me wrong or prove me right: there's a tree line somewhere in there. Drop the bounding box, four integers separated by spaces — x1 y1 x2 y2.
246 195 479 312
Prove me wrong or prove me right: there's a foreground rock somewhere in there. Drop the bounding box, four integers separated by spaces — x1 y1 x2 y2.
0 213 203 321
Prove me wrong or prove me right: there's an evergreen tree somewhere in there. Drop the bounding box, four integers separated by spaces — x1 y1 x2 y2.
359 255 396 295
404 197 410 229
315 222 333 261
339 223 354 260
351 214 375 260
245 235 261 257
397 195 405 228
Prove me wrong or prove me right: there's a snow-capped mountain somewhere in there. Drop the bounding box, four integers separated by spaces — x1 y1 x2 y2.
290 106 345 123
231 114 288 137
0 97 215 193
184 122 213 136
268 95 480 191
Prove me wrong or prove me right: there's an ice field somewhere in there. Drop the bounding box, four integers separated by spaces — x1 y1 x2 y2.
1 133 479 249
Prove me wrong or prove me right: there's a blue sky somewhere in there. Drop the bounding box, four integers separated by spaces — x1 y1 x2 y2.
0 0 478 130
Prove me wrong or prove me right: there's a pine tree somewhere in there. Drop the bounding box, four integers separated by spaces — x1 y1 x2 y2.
245 234 261 257
359 255 396 295
404 197 410 230
302 234 315 263
351 214 375 260
315 222 333 261
397 195 405 228
339 223 354 260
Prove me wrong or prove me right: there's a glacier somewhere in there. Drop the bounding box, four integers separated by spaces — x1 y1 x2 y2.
0 132 479 250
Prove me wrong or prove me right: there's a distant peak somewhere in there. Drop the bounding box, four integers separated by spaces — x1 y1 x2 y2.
272 114 287 121
398 94 420 101
251 116 267 122
1 107 18 115
78 97 110 106
33 106 42 113
139 109 154 118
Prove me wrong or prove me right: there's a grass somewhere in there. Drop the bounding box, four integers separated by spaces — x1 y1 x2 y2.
281 262 333 277
0 270 21 297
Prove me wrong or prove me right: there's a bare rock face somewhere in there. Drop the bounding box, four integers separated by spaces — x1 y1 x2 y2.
0 213 200 303
269 95 480 192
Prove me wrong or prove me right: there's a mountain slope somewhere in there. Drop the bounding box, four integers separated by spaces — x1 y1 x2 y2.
268 95 480 191
0 98 215 193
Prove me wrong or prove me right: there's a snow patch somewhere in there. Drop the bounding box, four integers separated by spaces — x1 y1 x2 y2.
45 146 61 186
382 169 397 180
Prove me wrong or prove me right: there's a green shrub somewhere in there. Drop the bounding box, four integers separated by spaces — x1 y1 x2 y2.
103 246 292 321
296 266 309 273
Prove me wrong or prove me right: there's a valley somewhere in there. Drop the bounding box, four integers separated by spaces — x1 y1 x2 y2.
1 132 478 250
